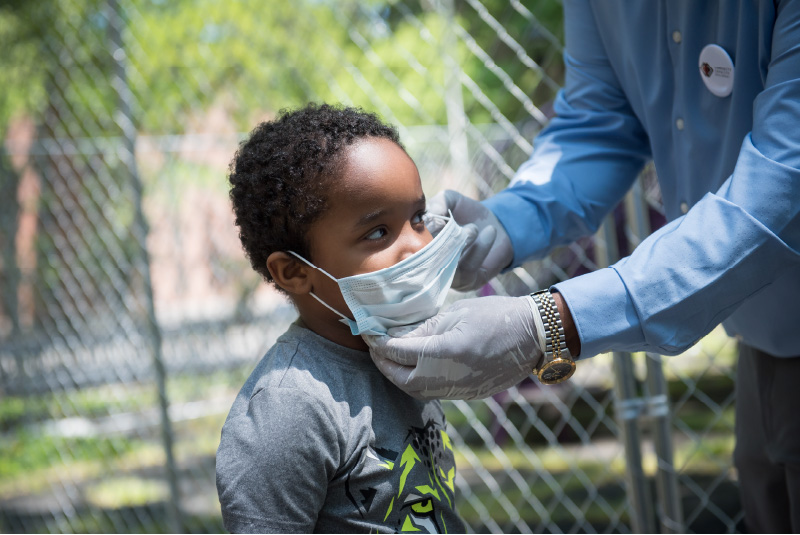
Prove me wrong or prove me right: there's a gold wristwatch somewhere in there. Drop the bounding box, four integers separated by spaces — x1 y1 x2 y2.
530 290 576 385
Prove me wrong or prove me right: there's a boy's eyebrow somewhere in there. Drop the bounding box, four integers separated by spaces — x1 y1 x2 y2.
356 209 387 227
354 195 426 227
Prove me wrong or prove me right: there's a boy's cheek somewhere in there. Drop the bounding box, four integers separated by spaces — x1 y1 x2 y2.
358 238 433 273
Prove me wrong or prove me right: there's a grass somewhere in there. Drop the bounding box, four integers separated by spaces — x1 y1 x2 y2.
85 477 170 509
0 386 153 432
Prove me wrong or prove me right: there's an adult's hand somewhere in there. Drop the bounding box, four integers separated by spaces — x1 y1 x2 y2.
365 295 543 400
426 190 514 292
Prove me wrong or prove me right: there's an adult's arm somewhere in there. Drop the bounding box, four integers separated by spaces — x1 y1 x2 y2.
484 0 652 265
490 0 800 358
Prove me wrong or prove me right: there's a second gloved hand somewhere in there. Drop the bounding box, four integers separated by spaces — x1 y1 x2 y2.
426 190 514 292
364 295 543 400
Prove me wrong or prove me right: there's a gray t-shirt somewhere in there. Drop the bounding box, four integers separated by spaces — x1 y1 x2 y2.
216 322 465 534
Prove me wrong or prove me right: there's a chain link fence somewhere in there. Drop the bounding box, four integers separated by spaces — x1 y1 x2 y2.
0 0 741 532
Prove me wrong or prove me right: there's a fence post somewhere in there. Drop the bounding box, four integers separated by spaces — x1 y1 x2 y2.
0 156 21 392
613 351 656 532
627 179 685 533
106 1 182 532
645 352 684 532
599 215 656 532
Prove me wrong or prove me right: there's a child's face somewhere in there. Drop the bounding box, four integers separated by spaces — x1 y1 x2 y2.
305 137 432 324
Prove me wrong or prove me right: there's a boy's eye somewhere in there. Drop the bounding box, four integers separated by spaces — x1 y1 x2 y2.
412 210 427 225
365 227 387 240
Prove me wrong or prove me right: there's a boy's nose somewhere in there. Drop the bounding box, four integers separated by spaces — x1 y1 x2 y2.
398 225 432 262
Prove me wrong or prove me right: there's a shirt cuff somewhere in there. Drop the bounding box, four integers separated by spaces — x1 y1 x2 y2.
553 267 646 358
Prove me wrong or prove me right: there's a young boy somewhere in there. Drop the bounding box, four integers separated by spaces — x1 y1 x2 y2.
216 103 467 533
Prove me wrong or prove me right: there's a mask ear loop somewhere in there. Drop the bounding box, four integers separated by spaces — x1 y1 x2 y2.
286 251 353 323
307 293 352 323
287 251 338 281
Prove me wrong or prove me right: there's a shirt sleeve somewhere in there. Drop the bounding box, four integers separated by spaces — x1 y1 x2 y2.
216 387 342 534
554 1 800 357
483 0 652 265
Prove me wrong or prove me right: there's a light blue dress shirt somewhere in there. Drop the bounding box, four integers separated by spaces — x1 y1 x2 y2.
484 0 800 358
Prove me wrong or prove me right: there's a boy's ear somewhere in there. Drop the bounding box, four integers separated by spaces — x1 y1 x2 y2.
267 252 313 295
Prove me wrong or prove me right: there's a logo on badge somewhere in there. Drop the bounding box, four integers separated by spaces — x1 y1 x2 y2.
698 44 734 97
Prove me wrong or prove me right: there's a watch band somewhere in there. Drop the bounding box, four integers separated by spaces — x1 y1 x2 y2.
530 290 576 384
530 290 567 362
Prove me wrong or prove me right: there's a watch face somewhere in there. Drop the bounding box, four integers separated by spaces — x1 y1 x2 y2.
539 359 576 384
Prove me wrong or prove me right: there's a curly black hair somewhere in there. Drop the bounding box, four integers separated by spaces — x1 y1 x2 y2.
228 103 402 286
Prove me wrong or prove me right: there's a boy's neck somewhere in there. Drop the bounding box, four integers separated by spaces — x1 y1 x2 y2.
297 315 370 352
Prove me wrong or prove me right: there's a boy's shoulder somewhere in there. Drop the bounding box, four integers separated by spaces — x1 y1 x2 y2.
254 320 380 388
226 321 383 417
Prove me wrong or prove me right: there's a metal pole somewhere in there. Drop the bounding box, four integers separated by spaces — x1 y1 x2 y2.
613 351 656 533
600 213 655 533
627 179 684 532
0 155 22 392
644 353 684 533
107 2 182 532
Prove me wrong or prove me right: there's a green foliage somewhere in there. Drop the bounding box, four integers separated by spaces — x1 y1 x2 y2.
0 4 45 133
456 0 564 123
0 0 123 138
130 0 313 131
0 0 564 135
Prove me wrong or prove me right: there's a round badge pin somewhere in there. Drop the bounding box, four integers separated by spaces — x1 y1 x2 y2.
698 44 734 98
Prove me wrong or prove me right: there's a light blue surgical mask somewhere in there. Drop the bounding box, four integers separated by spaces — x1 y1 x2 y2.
289 214 467 336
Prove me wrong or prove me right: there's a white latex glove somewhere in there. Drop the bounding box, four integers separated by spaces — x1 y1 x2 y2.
426 190 514 292
365 295 544 400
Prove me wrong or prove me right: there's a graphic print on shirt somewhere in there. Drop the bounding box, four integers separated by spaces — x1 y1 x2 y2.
345 418 457 533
